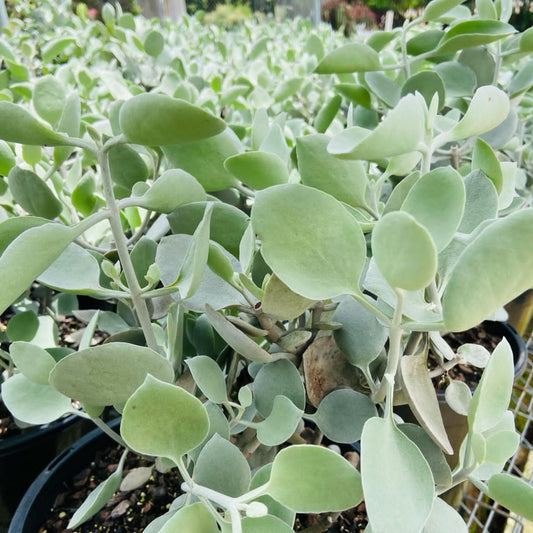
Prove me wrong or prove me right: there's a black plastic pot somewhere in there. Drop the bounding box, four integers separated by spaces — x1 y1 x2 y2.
0 414 87 530
8 418 120 533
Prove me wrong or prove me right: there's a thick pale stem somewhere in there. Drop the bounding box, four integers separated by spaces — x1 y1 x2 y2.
97 149 159 353
90 416 128 448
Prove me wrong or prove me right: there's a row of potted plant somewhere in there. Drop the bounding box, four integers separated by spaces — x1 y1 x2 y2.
1 0 533 531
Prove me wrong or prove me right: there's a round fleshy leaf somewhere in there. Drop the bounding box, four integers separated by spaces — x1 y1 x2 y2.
49 343 174 406
144 30 164 57
10 341 56 385
0 101 69 146
256 395 303 446
314 389 377 443
457 344 490 368
401 166 465 252
193 434 251 497
471 138 503 194
186 356 228 404
261 274 315 320
8 167 62 219
328 94 425 160
423 498 468 532
1 373 73 425
162 129 242 191
333 296 387 370
121 375 209 461
242 516 293 533
488 474 533 522
253 359 305 418
108 144 149 191
445 380 472 416
361 416 434 533
252 184 366 300
6 311 39 342
119 94 225 146
224 151 288 190
268 445 362 513
423 0 466 21
0 140 15 175
434 61 477 98
159 502 219 533
401 71 445 109
442 208 533 331
296 134 368 209
314 43 380 74
371 211 437 291
32 75 66 126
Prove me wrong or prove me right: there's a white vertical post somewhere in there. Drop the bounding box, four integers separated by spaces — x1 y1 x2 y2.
314 0 321 25
0 0 8 29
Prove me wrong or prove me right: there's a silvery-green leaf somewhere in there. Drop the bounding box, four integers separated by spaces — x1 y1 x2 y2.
423 0 467 21
468 339 513 434
385 153 421 178
137 169 206 214
313 388 377 443
296 134 368 209
508 59 533 97
372 211 437 291
1 374 73 425
498 161 517 210
258 123 289 164
267 445 363 512
438 86 509 143
186 356 227 404
401 355 453 454
32 75 67 127
472 138 503 194
361 416 434 533
457 344 490 368
458 170 498 234
399 424 452 490
383 172 420 215
401 72 445 109
442 208 533 331
190 401 231 462
434 61 477 97
401 167 465 252
194 434 251 497
314 95 341 133
458 47 496 89
38 243 103 294
0 223 78 315
253 359 305 417
122 375 209 461
328 94 425 160
445 380 472 416
487 474 533 522
242 515 294 533
224 151 288 190
9 341 56 385
364 72 401 108
50 343 174 406
314 43 380 74
238 386 253 408
163 128 242 191
256 395 303 446
422 498 468 532
159 502 219 533
53 91 81 167
333 295 387 370
6 310 39 342
252 184 366 300
261 274 315 320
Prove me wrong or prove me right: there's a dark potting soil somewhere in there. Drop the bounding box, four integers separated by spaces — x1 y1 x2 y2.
39 445 182 533
434 324 506 391
39 441 367 533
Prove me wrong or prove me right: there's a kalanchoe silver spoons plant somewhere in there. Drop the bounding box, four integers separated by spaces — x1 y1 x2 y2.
1 0 533 531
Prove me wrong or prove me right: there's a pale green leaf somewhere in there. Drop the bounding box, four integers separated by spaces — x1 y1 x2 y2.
328 94 425 160
371 211 437 291
458 170 498 233
53 92 81 167
268 445 363 512
0 223 78 315
10 341 56 385
314 95 341 133
365 71 401 108
162 128 242 191
252 184 366 300
468 339 514 434
313 388 377 443
423 498 468 532
401 166 465 252
159 502 219 533
442 208 533 331
224 151 288 190
121 375 209 461
119 94 226 146
108 144 149 190
194 434 251 497
509 59 533 97
423 0 467 21
32 75 66 126
296 134 368 209
261 274 315 320
6 310 38 342
434 62 477 98
49 343 174 406
254 359 305 417
361 416 434 533
186 356 227 404
472 138 503 194
42 38 76 63
256 395 303 446
445 380 472 416
315 43 380 74
1 373 73 425
487 474 533 521
241 515 293 533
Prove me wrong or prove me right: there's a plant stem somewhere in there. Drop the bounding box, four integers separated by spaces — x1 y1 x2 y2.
97 149 159 353
90 416 128 448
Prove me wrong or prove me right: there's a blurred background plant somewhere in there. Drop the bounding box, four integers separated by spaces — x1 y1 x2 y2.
321 0 377 35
